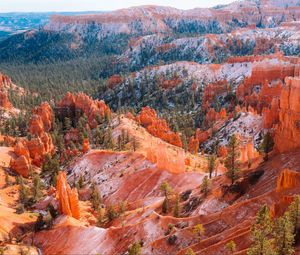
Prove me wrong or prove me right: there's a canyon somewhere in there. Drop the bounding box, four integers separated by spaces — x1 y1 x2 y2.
0 0 300 254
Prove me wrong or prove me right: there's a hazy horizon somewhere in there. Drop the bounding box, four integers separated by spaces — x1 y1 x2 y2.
0 0 236 13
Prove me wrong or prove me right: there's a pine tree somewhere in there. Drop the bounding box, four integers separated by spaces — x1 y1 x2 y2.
225 135 240 185
273 213 294 255
4 171 11 187
247 205 276 255
173 194 180 218
107 205 118 221
193 224 205 240
287 195 300 236
64 117 72 131
33 175 43 201
226 240 237 254
160 181 173 198
162 198 169 214
185 248 196 255
128 242 142 255
207 154 217 179
259 132 274 161
19 176 31 207
90 182 102 210
200 176 210 196
42 154 60 174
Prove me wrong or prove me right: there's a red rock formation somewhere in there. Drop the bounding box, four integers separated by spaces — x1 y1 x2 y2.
188 136 199 155
56 172 80 219
202 81 228 109
82 138 90 154
31 102 53 132
158 74 182 90
57 92 111 128
0 92 12 109
205 108 226 126
10 102 55 175
136 107 182 147
274 77 300 153
237 61 299 112
262 98 280 129
276 169 300 192
239 141 259 164
218 145 228 158
195 129 211 145
107 75 123 89
10 155 30 178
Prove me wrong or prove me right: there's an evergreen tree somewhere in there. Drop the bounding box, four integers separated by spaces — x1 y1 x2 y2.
200 176 210 196
19 176 31 207
4 171 11 187
128 242 142 255
90 182 102 210
259 132 274 161
247 205 275 255
107 204 118 221
160 181 173 198
64 117 72 131
42 154 60 175
33 175 43 201
225 135 240 185
185 248 196 255
193 224 205 240
173 194 180 218
226 240 237 254
273 213 294 255
207 154 217 179
287 195 300 236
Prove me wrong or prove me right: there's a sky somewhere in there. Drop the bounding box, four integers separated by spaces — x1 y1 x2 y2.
0 0 236 13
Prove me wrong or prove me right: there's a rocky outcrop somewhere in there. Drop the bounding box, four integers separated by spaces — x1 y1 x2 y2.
202 81 229 110
240 141 260 164
274 77 300 153
136 107 182 147
276 169 300 192
188 136 199 155
31 102 53 133
57 92 111 128
10 102 55 176
107 75 123 89
56 172 80 219
237 60 299 112
262 98 280 129
0 92 12 109
9 155 30 178
82 138 90 154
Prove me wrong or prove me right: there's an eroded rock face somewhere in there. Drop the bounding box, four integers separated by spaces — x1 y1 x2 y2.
274 77 300 153
240 141 260 164
31 102 53 133
10 155 30 178
136 107 182 147
10 102 55 176
56 172 80 219
237 60 299 112
276 169 300 192
262 98 280 129
107 75 123 89
82 138 90 154
0 92 12 109
57 92 111 128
